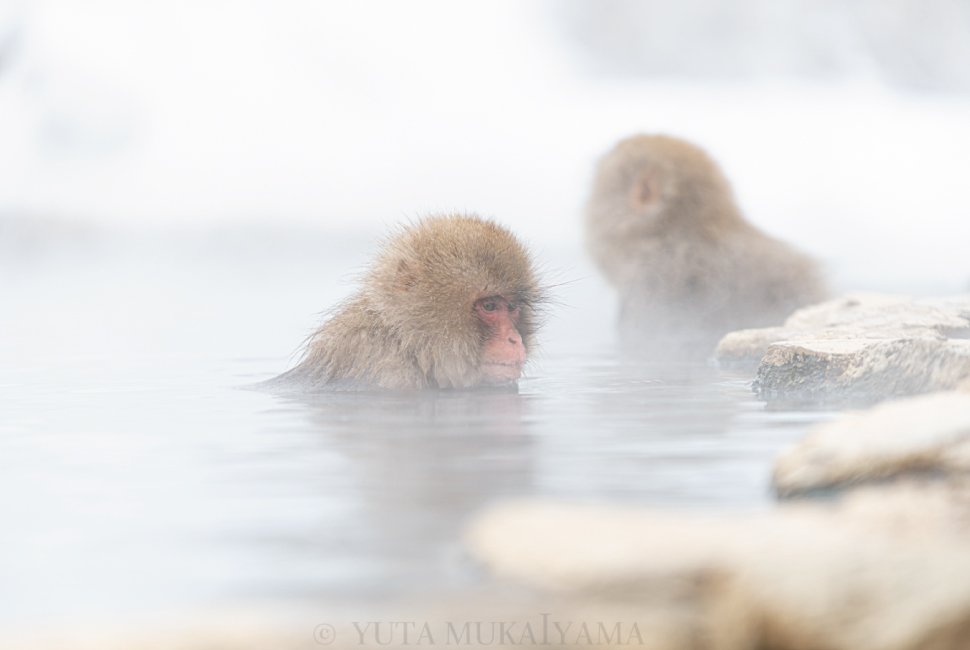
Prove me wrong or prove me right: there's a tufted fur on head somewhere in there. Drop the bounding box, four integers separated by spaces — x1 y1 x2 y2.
275 213 545 390
586 134 827 356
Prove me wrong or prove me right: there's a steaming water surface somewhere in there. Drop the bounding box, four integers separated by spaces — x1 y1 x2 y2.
0 228 837 628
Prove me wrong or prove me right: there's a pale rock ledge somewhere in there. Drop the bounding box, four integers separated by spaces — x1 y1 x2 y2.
773 390 970 495
714 293 970 402
465 500 970 650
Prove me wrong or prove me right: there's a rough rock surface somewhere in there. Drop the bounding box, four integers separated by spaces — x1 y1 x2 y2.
773 391 970 495
715 293 970 367
756 337 970 403
466 500 970 650
783 293 970 335
714 293 970 402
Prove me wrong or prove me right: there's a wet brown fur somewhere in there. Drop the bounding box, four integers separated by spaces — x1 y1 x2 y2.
275 213 544 390
586 134 827 354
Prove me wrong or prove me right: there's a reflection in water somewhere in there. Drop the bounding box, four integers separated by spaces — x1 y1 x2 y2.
274 389 535 596
245 356 824 603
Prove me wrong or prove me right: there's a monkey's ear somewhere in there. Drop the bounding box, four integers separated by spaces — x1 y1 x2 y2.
628 169 659 210
393 259 417 292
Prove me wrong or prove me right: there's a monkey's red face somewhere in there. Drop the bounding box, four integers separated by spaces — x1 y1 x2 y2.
474 295 526 382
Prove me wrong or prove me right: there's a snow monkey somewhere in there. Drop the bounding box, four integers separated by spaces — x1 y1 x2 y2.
586 134 826 357
274 214 546 390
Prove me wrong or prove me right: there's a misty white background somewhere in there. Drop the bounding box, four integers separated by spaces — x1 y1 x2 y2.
3 0 970 634
1 0 969 293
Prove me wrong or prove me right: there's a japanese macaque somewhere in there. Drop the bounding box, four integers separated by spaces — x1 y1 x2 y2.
272 214 545 391
586 134 826 357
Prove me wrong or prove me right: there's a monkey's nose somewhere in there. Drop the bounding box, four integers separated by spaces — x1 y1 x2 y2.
504 330 526 364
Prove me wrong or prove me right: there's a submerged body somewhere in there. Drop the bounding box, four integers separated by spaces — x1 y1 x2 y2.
586 134 826 357
273 214 545 391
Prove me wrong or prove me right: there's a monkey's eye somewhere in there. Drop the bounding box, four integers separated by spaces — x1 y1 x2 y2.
507 302 519 312
482 302 497 312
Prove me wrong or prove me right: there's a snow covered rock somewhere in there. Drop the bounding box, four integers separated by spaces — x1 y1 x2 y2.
832 478 970 542
715 292 970 368
754 338 970 402
466 500 970 650
714 293 970 401
773 391 970 495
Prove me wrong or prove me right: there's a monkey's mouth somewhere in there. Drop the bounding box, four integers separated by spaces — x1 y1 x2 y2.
481 362 522 381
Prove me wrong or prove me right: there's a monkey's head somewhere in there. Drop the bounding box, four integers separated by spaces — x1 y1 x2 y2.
587 134 746 248
366 214 544 388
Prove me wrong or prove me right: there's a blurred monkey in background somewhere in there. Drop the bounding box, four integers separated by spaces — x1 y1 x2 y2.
586 134 826 358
